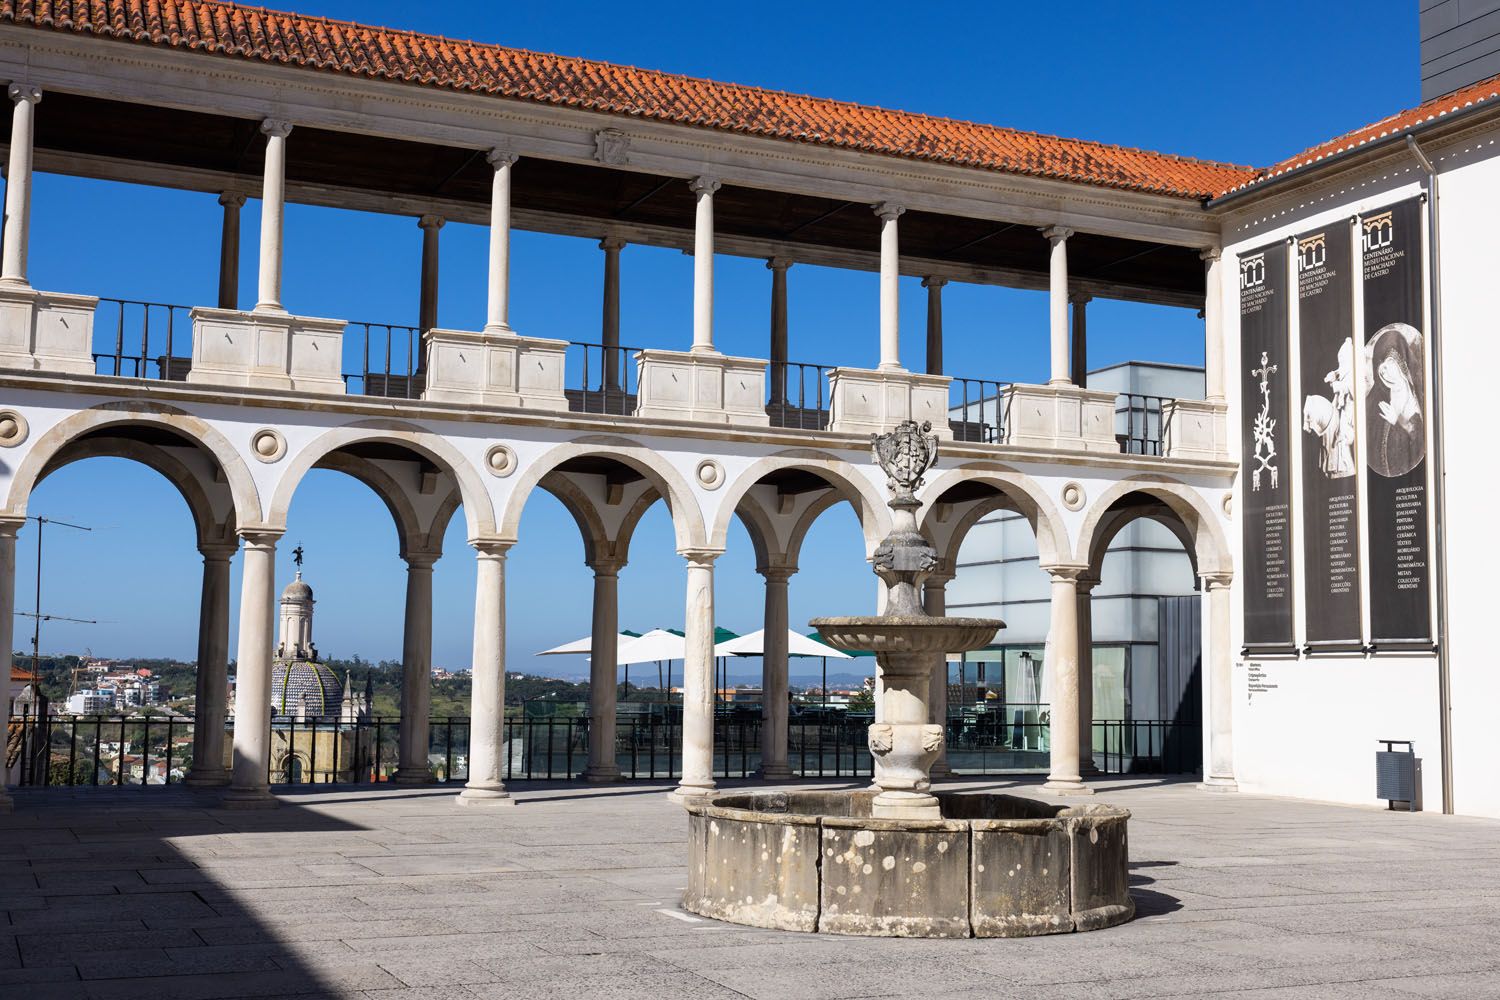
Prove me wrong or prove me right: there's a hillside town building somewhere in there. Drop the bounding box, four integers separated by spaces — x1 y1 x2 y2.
0 1 1495 818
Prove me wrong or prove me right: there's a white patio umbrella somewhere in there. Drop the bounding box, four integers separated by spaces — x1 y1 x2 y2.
713 629 854 659
615 628 688 665
534 633 638 657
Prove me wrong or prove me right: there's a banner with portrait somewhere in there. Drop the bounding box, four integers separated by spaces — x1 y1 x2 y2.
1360 198 1432 647
1296 223 1363 651
1239 241 1295 653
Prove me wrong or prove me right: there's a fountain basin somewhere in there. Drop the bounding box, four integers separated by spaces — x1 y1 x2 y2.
684 789 1131 938
809 616 1001 654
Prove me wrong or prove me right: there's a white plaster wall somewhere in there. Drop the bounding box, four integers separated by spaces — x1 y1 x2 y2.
1218 136 1500 814
1430 131 1500 819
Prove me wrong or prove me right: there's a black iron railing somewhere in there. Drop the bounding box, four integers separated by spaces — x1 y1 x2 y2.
1117 393 1173 456
948 377 1011 443
767 360 831 430
566 341 639 415
344 322 424 398
92 298 194 381
9 711 1200 787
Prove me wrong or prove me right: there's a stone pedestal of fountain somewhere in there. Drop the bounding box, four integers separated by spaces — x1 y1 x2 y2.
681 421 1133 937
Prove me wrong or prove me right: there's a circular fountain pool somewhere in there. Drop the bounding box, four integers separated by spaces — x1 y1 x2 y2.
684 789 1132 938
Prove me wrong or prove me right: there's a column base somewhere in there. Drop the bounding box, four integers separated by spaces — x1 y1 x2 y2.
183 767 231 787
390 768 436 786
756 763 794 781
219 786 278 810
584 765 623 784
1079 759 1102 778
1199 777 1239 793
667 781 716 806
457 784 515 807
1042 779 1095 796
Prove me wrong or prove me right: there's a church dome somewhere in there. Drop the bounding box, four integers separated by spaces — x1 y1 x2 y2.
270 660 341 718
282 572 313 602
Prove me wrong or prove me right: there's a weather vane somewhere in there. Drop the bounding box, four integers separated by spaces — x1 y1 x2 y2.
293 543 304 569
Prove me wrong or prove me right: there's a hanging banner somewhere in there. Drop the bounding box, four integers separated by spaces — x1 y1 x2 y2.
1361 198 1432 647
1296 223 1363 651
1239 241 1295 653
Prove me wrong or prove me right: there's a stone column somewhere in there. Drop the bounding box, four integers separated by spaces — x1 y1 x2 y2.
600 237 624 389
924 572 954 779
417 215 444 333
768 258 791 406
689 176 721 354
1077 574 1100 777
254 120 292 312
671 550 719 802
393 552 437 784
758 564 795 780
585 559 623 782
216 193 246 310
223 529 281 808
185 543 235 786
1202 247 1225 402
0 516 22 812
1201 572 1237 791
1 84 41 287
485 150 519 333
876 202 905 370
1043 226 1074 385
922 276 946 375
459 541 515 806
1042 565 1091 794
1070 292 1091 388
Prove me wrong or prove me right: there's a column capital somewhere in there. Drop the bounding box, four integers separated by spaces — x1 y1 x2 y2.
924 570 955 589
403 549 442 571
1068 289 1093 305
0 513 26 539
680 547 723 568
589 557 627 578
688 175 721 196
757 563 798 584
487 147 519 169
470 537 513 559
418 214 446 231
260 118 293 139
766 256 794 272
1042 225 1074 244
1041 562 1089 583
874 201 905 221
599 235 627 252
1077 573 1102 594
1200 245 1223 264
7 83 41 105
1200 571 1233 591
218 191 248 209
237 526 284 548
921 275 948 290
198 542 240 562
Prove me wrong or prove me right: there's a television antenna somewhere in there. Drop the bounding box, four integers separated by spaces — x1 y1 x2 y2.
12 516 97 692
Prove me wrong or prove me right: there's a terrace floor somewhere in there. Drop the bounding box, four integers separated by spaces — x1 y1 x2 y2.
2 777 1500 999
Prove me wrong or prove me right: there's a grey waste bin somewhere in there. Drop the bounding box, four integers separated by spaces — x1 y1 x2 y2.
1375 740 1417 812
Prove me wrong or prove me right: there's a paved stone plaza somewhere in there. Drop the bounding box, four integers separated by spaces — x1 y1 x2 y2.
3 779 1500 999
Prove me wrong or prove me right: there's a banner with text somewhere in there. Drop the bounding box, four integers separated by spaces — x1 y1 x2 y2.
1361 198 1432 646
1296 223 1363 650
1239 241 1295 652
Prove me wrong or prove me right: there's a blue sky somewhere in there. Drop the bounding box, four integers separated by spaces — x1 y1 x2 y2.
16 1 1418 680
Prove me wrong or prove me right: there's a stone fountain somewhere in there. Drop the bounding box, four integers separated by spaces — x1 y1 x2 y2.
682 421 1133 937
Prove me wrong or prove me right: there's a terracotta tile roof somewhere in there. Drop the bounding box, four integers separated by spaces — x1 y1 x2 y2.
0 0 1255 200
1220 71 1500 198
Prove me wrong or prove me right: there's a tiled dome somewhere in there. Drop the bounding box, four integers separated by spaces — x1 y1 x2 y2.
270 661 341 718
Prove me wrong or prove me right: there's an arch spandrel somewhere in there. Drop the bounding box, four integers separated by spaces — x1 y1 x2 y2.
4 401 263 529
917 462 1069 568
499 436 705 553
266 420 496 540
1075 475 1232 580
709 450 890 560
